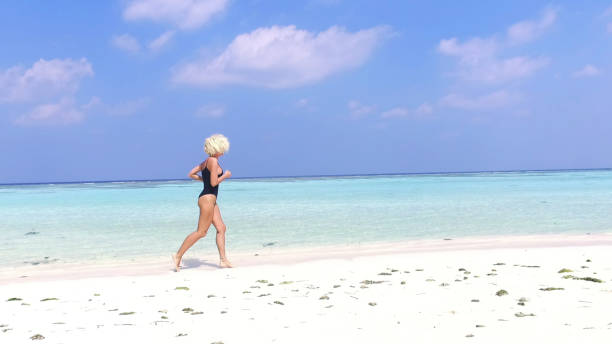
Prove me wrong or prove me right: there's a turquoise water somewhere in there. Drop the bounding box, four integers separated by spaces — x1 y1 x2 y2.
1 170 612 268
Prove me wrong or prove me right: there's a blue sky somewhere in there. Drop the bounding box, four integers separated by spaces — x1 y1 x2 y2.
1 0 611 183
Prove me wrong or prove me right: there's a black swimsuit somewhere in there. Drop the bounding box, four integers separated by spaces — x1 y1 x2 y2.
199 161 223 198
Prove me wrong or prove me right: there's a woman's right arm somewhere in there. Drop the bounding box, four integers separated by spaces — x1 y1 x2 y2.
208 157 231 187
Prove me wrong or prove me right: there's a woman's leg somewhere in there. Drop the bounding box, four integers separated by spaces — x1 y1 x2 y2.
212 204 232 267
173 195 216 271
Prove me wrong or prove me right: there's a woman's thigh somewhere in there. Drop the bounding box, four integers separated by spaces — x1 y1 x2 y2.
211 204 226 232
197 195 216 231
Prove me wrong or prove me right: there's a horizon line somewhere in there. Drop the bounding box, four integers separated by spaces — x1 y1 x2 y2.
1 167 611 187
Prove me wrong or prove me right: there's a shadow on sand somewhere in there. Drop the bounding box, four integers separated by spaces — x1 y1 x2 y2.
179 258 219 270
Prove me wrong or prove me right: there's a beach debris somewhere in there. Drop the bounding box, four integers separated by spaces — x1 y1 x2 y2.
581 265 589 268
439 283 450 287
403 270 410 273
30 334 45 340
7 297 22 301
391 269 398 272
494 263 506 266
158 310 167 313
256 280 268 284
562 275 603 283
586 259 591 262
280 281 293 285
333 284 341 288
21 302 30 306
426 279 435 282
211 341 224 344
515 312 535 317
262 242 276 247
495 289 508 296
476 324 485 328
191 311 203 315
361 280 384 285
378 272 392 276
368 302 377 306
471 299 479 302
207 294 216 298
487 273 498 276
401 281 406 285
119 312 135 315
443 238 452 240
539 287 564 291
0 325 6 328
466 334 474 338
415 269 424 271
161 316 168 319
273 301 284 305
319 295 330 300
250 286 260 289
267 283 274 286
458 268 466 271
242 291 251 294
40 298 58 302
325 305 333 308
177 333 188 337
558 268 573 273
175 286 189 291
221 311 227 314
182 308 194 312
108 308 118 311
258 293 270 297
520 265 540 268
94 293 100 296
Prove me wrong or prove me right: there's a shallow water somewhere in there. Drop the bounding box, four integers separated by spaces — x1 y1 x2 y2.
1 170 611 267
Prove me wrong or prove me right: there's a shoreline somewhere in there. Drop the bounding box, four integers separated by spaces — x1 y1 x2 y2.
2 232 610 285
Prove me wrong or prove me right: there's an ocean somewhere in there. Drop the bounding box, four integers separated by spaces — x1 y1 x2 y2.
1 170 611 268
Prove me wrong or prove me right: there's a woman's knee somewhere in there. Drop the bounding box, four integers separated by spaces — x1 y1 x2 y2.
196 229 208 238
216 224 227 234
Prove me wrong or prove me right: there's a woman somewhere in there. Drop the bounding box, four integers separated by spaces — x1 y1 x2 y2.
173 134 233 271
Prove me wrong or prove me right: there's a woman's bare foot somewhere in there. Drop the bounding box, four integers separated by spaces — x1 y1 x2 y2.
219 259 233 268
172 253 181 272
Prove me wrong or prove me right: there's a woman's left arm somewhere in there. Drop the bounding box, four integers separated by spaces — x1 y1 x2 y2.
188 162 204 181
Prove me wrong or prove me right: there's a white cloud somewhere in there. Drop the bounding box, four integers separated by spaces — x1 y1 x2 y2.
195 104 225 118
15 97 84 125
573 64 601 78
440 90 520 110
507 8 557 45
348 100 375 118
380 103 433 119
172 25 391 88
380 107 409 118
0 58 93 103
438 9 555 84
149 30 176 51
108 98 150 116
295 98 309 107
123 0 228 30
112 34 141 53
415 103 433 116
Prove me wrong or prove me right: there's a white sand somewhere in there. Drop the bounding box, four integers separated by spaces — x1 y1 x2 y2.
1 234 611 343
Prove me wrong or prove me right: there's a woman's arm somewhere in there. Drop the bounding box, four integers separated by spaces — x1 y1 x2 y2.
188 161 205 181
208 157 231 187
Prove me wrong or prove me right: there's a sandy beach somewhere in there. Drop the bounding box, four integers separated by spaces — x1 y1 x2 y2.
1 234 611 343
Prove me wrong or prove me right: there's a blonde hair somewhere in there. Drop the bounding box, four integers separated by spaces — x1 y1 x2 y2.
204 134 230 156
